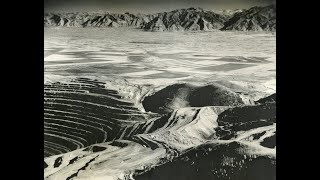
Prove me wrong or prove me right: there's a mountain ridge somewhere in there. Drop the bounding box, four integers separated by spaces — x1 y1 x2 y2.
44 5 276 31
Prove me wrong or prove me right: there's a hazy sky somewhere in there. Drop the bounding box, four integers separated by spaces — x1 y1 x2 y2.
44 0 275 13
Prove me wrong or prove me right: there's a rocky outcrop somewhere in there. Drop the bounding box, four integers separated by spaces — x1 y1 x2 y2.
221 5 276 31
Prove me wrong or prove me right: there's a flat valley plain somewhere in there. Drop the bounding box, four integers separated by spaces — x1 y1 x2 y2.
45 27 275 85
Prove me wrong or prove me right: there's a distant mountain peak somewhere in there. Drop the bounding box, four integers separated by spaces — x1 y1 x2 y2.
187 7 204 11
221 5 276 31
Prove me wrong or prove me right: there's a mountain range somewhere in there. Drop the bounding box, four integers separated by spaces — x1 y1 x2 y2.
44 5 276 31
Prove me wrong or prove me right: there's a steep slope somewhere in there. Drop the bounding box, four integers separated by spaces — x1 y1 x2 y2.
44 77 161 157
139 100 275 151
142 7 227 32
132 106 230 151
45 77 262 157
44 8 226 31
44 106 225 179
44 12 155 28
221 5 276 31
44 95 276 180
216 102 276 143
134 141 275 180
256 93 276 104
44 140 169 180
44 5 276 31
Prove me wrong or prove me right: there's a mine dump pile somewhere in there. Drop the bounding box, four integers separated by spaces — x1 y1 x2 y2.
128 106 233 153
132 99 276 180
44 94 276 179
44 78 159 157
43 77 276 180
142 83 245 114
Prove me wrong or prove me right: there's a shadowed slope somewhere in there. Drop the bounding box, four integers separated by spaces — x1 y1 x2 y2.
142 83 245 114
222 5 276 31
142 8 227 32
257 93 276 104
134 141 275 180
44 12 156 28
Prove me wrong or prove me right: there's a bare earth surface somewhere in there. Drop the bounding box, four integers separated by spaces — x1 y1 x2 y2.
44 27 276 180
